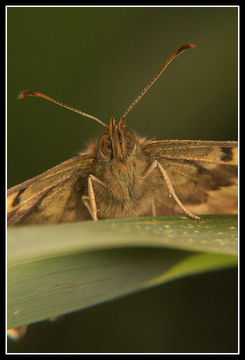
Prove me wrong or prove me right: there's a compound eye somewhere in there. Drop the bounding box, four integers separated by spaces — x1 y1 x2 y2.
98 135 112 160
124 132 137 155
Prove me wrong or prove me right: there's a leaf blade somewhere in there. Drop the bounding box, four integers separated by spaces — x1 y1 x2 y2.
8 215 238 329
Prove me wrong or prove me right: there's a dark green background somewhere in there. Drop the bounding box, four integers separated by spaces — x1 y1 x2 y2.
8 6 238 187
7 6 238 353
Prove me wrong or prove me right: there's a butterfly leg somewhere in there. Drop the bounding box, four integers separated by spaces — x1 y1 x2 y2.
151 198 156 216
144 161 200 221
7 325 28 341
82 175 108 221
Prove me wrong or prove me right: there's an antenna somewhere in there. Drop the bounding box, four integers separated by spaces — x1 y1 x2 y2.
18 44 195 129
18 90 108 129
120 43 195 121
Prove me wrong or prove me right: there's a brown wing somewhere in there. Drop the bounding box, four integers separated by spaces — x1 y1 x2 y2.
143 140 238 216
7 154 95 225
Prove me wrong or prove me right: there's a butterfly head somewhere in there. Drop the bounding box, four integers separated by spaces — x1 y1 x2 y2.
97 117 138 163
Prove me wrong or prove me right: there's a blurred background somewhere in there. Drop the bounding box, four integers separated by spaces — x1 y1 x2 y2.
7 6 238 353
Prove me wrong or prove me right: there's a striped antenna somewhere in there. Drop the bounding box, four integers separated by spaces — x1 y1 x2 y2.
120 43 195 122
18 90 108 129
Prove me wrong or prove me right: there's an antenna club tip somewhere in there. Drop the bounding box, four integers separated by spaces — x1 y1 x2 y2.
175 43 196 56
17 90 33 100
17 91 25 100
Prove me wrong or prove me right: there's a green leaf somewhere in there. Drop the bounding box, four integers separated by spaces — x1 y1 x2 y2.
7 215 237 329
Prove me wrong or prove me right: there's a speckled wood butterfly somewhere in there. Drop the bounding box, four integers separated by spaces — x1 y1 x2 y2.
8 44 238 226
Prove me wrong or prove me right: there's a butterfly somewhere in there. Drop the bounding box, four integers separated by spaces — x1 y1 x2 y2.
7 44 238 226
